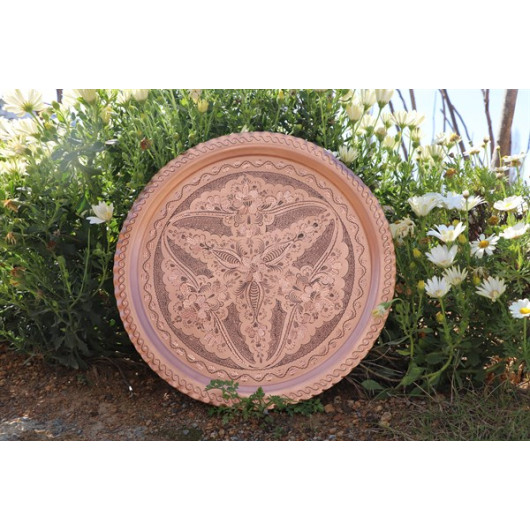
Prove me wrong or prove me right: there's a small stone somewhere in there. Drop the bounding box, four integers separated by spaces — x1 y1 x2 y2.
219 429 225 437
329 427 337 435
379 411 392 428
324 404 335 414
375 405 383 413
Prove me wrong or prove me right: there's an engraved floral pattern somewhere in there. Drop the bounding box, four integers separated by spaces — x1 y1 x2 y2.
160 175 350 369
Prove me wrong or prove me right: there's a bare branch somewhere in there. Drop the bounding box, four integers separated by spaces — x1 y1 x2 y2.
56 89 63 103
409 89 417 111
440 91 447 132
492 89 518 167
481 89 495 156
432 90 438 142
452 105 473 145
440 89 467 157
396 89 409 112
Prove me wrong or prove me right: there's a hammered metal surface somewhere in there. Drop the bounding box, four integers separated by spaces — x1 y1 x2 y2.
114 132 395 404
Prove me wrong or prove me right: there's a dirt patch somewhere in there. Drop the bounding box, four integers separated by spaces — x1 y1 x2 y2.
0 350 420 441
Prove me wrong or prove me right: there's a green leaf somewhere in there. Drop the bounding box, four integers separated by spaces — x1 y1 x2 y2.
399 363 424 387
425 351 447 365
361 379 384 391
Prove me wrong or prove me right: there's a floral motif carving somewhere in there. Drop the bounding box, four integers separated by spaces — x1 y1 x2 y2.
160 175 349 370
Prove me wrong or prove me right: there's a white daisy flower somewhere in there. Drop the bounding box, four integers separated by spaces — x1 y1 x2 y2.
374 89 394 106
346 102 364 122
408 193 442 217
389 217 416 242
118 89 150 103
470 234 500 258
87 201 114 224
358 89 376 109
64 89 98 105
425 276 451 298
382 135 398 149
461 195 486 211
441 192 464 210
13 118 39 137
0 117 14 140
427 222 465 243
391 110 410 128
2 89 47 117
464 145 482 156
475 276 506 302
443 266 468 286
502 153 526 167
509 299 530 319
380 112 394 128
425 244 458 268
423 144 445 162
493 195 526 212
408 110 425 129
500 223 530 240
0 158 28 176
338 146 359 164
357 114 376 134
435 132 451 146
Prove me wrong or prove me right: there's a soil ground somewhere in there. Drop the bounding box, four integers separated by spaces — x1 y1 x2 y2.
2 349 529 441
0 349 419 441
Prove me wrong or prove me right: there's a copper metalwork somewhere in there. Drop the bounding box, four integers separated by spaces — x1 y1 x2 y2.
114 132 395 404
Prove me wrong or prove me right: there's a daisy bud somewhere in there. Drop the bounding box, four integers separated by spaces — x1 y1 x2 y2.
417 280 425 291
413 248 422 259
457 234 466 244
375 127 387 140
436 312 444 323
197 100 209 113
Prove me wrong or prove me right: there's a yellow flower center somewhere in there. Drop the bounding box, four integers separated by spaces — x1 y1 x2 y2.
478 240 490 248
519 307 530 315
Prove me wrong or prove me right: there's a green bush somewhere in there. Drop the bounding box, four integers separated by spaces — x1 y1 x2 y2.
0 89 528 391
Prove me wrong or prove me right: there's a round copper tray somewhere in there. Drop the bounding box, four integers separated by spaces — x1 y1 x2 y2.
114 132 395 404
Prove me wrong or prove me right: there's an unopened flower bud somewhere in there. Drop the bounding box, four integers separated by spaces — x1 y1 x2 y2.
197 100 209 113
417 280 425 291
457 234 466 244
413 248 422 259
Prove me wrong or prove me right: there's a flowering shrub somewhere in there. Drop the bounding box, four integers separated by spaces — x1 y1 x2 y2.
0 89 528 390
